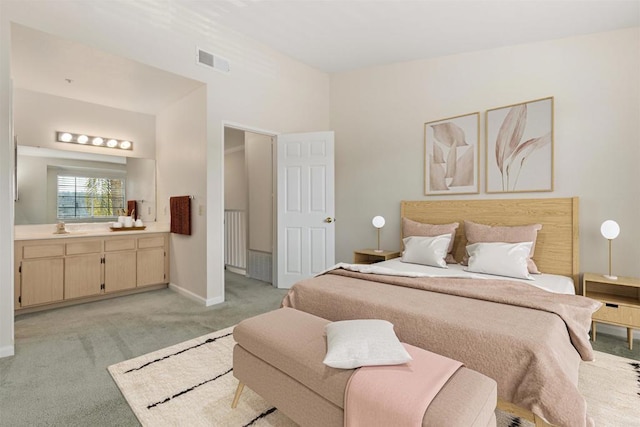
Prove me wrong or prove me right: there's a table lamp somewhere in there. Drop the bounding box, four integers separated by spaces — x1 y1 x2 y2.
600 220 620 280
372 216 385 253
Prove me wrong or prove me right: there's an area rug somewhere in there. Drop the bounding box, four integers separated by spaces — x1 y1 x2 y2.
108 327 640 427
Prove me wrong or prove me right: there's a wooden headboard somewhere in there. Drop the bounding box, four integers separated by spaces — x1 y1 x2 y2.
400 198 579 286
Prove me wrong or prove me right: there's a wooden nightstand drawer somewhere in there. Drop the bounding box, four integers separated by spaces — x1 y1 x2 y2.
593 303 640 327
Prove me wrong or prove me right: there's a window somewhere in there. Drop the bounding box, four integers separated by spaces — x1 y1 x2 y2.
57 174 126 220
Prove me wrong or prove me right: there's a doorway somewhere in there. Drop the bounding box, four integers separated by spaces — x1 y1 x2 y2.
223 125 336 290
223 126 275 285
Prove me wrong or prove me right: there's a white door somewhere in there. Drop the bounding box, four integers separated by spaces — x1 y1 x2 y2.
276 131 335 289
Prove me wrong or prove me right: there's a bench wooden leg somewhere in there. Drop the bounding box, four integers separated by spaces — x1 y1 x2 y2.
231 382 245 409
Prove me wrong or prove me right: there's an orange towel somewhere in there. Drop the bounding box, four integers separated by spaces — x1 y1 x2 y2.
170 196 191 235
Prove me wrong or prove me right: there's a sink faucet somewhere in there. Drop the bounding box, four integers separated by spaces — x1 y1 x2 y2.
55 222 67 234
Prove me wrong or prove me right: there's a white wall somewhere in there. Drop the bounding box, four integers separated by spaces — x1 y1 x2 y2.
156 85 207 302
224 128 247 211
331 28 640 280
223 149 247 211
0 1 330 354
13 89 156 159
246 132 272 253
0 14 14 357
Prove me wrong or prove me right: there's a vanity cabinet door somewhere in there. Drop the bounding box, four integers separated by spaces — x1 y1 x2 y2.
65 254 103 299
137 248 166 287
20 258 64 307
104 252 137 293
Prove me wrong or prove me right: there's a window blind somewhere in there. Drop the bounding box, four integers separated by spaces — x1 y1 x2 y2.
57 174 126 220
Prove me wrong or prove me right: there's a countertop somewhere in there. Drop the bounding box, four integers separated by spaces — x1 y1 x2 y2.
15 222 170 241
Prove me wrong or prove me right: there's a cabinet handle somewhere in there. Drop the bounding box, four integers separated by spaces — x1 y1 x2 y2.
605 303 618 308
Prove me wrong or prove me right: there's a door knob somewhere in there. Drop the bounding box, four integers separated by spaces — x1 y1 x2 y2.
324 217 335 223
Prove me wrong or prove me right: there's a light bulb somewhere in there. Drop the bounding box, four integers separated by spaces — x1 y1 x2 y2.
119 140 131 150
76 135 89 144
92 137 104 146
372 216 385 229
106 139 118 148
600 220 620 240
59 132 73 142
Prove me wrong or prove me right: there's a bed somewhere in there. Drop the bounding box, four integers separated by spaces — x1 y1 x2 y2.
282 197 601 427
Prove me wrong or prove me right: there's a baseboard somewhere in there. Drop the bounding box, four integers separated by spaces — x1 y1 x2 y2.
168 283 206 304
205 295 225 307
226 266 246 276
168 283 224 307
0 344 15 358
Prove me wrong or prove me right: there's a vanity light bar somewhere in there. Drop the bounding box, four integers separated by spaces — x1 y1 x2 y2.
56 131 133 151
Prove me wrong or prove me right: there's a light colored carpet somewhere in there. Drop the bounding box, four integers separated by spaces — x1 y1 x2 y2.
109 327 640 427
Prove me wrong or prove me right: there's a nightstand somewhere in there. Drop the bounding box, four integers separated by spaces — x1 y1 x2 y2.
582 272 640 350
353 249 400 264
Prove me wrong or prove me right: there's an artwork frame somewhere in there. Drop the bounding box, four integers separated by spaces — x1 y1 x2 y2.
485 97 554 193
424 112 480 196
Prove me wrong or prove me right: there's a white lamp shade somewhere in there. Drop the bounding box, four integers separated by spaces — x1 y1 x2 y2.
372 216 385 229
600 220 620 240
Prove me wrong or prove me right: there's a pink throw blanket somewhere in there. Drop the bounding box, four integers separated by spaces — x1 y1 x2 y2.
344 343 462 427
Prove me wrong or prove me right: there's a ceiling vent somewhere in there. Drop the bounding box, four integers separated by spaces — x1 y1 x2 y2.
196 48 230 74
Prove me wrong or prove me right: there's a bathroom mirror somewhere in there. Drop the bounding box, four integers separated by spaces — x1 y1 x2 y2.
15 146 156 225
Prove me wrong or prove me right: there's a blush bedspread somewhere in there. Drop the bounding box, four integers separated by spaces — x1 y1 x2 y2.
281 267 602 427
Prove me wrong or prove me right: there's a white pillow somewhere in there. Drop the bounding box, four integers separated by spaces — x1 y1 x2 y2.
323 319 412 369
465 242 534 280
401 234 451 268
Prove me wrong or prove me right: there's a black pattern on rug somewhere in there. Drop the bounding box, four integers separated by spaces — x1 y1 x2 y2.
147 368 233 409
631 362 640 397
507 416 522 427
124 332 233 374
243 407 278 427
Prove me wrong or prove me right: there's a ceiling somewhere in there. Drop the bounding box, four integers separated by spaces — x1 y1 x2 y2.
10 24 204 115
10 1 639 114
192 0 640 73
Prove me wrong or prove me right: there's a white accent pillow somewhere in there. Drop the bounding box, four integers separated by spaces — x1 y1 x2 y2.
323 319 412 369
401 234 451 268
465 242 534 280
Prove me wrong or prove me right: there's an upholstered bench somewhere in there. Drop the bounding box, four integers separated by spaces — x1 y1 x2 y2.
231 308 497 427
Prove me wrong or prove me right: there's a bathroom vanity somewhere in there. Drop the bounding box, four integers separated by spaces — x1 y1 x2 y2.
14 224 170 313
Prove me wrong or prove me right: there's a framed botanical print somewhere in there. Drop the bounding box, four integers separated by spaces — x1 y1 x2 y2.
424 112 480 195
485 97 554 193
